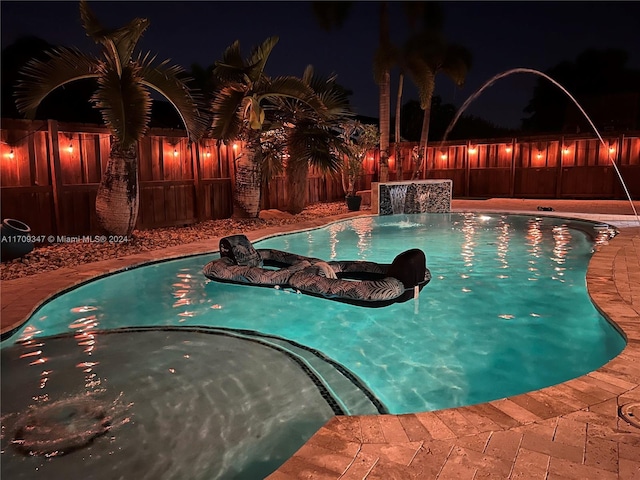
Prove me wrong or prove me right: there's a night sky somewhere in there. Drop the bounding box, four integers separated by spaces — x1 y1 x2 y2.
2 1 639 129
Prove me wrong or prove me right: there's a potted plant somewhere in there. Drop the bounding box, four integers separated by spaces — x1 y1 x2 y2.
339 120 379 211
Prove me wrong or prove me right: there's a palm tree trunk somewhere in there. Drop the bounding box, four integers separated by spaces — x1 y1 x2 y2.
379 71 391 183
378 1 391 183
233 135 262 218
95 143 139 236
395 73 404 181
413 101 432 180
285 160 309 214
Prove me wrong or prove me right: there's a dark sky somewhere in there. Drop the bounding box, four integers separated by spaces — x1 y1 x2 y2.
2 1 640 129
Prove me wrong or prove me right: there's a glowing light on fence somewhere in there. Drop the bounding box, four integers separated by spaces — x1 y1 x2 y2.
563 148 570 155
232 143 238 150
536 152 542 159
609 145 615 154
67 144 73 153
505 146 512 153
440 153 447 160
468 147 477 154
173 149 179 157
8 149 14 159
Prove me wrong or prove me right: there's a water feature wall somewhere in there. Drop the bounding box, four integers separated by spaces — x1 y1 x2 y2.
372 180 452 215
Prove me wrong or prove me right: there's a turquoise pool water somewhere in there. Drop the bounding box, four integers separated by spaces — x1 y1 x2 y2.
1 213 625 479
4 213 624 414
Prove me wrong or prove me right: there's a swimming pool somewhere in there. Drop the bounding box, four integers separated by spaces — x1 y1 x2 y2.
1 213 625 479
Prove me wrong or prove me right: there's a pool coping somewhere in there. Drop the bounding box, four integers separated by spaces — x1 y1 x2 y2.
1 206 639 479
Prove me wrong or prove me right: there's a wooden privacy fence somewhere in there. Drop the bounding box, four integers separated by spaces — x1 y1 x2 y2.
0 119 344 236
359 133 640 199
1 118 639 236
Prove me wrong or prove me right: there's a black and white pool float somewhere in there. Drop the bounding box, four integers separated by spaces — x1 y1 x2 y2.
203 235 431 307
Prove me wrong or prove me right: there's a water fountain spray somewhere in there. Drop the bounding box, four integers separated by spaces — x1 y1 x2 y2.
441 68 640 226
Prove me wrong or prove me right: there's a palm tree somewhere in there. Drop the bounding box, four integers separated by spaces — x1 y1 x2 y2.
15 0 207 236
312 1 442 183
210 37 337 218
373 1 393 182
270 67 354 214
312 1 394 182
338 120 379 197
403 30 472 179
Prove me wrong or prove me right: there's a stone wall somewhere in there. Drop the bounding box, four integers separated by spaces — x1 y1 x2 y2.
372 180 452 215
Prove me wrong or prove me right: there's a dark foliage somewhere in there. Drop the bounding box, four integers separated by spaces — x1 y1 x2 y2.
396 97 515 142
522 48 640 133
2 36 102 123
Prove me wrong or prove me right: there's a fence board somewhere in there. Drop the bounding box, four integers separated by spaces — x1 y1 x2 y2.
0 187 54 235
469 168 511 197
560 166 615 198
514 168 557 197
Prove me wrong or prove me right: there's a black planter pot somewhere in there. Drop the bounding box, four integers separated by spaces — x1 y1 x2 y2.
345 195 362 211
1 218 34 262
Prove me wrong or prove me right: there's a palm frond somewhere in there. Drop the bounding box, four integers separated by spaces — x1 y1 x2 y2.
441 44 473 86
404 57 436 110
260 129 286 180
246 36 279 81
80 0 149 73
15 47 99 118
261 76 324 113
214 40 248 83
92 63 152 148
302 65 314 85
79 0 106 39
112 17 150 68
137 53 209 141
373 43 398 84
210 85 246 140
287 124 343 173
220 40 245 69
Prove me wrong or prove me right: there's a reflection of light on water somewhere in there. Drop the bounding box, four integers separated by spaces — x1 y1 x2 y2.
70 315 99 354
552 225 571 264
551 225 571 283
327 221 348 260
68 314 102 390
172 269 196 311
16 325 42 343
70 306 98 313
526 218 543 280
593 225 617 250
496 217 511 274
460 214 476 268
352 217 374 256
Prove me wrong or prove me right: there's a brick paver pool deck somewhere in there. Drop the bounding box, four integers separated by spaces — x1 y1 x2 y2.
1 199 639 479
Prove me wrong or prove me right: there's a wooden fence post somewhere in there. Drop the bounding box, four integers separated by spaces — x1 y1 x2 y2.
509 138 517 197
191 141 203 222
47 119 63 235
464 142 470 196
556 136 564 198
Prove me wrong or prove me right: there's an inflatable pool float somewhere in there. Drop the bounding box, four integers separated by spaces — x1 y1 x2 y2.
203 235 431 307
